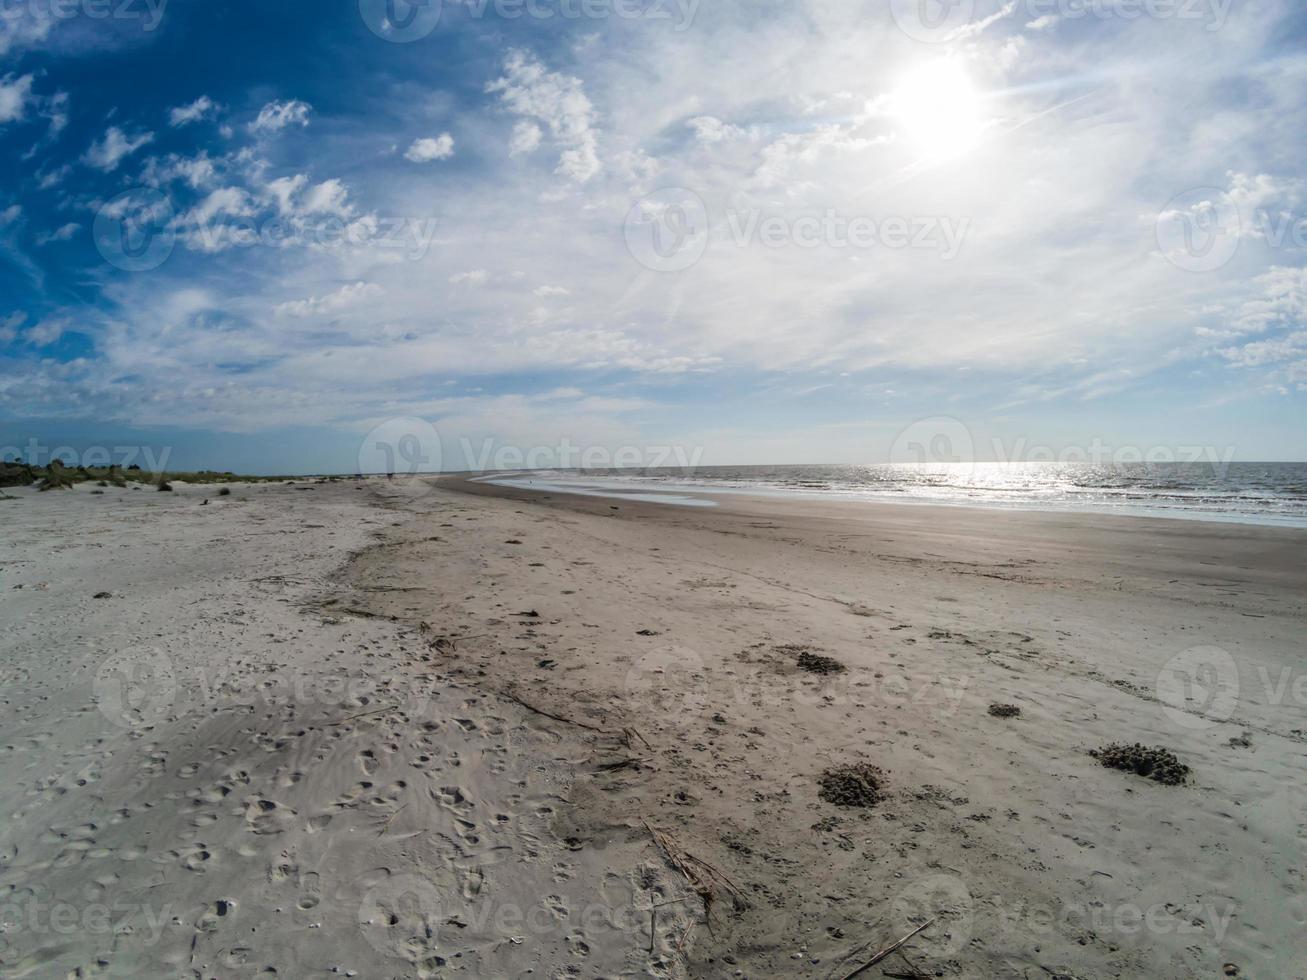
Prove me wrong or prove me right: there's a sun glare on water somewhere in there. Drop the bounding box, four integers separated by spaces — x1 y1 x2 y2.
891 58 985 162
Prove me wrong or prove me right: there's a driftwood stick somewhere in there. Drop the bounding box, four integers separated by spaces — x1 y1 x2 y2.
329 704 399 725
498 688 609 733
837 918 937 980
378 803 407 837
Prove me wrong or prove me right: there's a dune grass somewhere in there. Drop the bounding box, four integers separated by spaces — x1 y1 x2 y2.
2 460 332 491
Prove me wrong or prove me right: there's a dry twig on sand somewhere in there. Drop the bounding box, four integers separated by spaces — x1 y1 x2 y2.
622 726 652 750
328 704 399 726
497 687 610 733
643 820 748 926
836 917 937 980
593 757 650 773
378 803 407 836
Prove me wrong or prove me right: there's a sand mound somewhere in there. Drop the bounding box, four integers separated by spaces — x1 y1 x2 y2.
1091 743 1190 785
790 647 846 674
818 763 886 807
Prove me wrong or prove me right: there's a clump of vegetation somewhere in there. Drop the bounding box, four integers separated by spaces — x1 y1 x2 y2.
989 703 1022 718
218 487 232 496
795 649 847 674
1091 743 1190 785
818 763 887 808
1 458 302 492
157 480 173 492
1 462 35 488
38 460 78 491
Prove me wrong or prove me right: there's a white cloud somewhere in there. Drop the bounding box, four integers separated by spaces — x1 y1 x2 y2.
0 204 20 225
487 51 600 182
142 151 217 190
275 281 382 317
0 12 54 59
169 95 218 126
25 317 66 347
176 188 255 250
37 164 70 189
36 222 80 245
83 126 155 171
687 116 751 144
748 124 880 190
450 270 488 286
300 179 352 217
0 311 25 343
534 285 570 297
250 99 311 134
0 73 35 125
404 134 455 162
264 174 308 215
508 120 542 156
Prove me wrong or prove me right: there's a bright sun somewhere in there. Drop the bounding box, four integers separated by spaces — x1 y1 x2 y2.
891 59 984 162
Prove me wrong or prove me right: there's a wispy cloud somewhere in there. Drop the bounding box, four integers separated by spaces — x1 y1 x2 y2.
404 134 455 162
83 125 154 171
249 99 311 134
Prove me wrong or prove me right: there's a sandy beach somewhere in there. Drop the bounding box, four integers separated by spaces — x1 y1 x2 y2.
2 476 1304 978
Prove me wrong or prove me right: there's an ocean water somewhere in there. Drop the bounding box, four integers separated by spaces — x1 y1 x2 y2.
478 462 1307 528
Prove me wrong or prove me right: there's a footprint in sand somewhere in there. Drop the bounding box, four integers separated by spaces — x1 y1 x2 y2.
295 870 322 910
243 797 294 835
195 897 237 932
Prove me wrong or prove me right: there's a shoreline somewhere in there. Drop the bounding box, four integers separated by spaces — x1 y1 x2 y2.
466 471 1307 530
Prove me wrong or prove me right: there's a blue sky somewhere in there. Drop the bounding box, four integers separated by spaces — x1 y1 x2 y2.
1 0 1305 473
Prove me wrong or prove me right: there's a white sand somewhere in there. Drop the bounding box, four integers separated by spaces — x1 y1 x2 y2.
345 477 1307 980
4 474 1304 978
0 480 690 978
